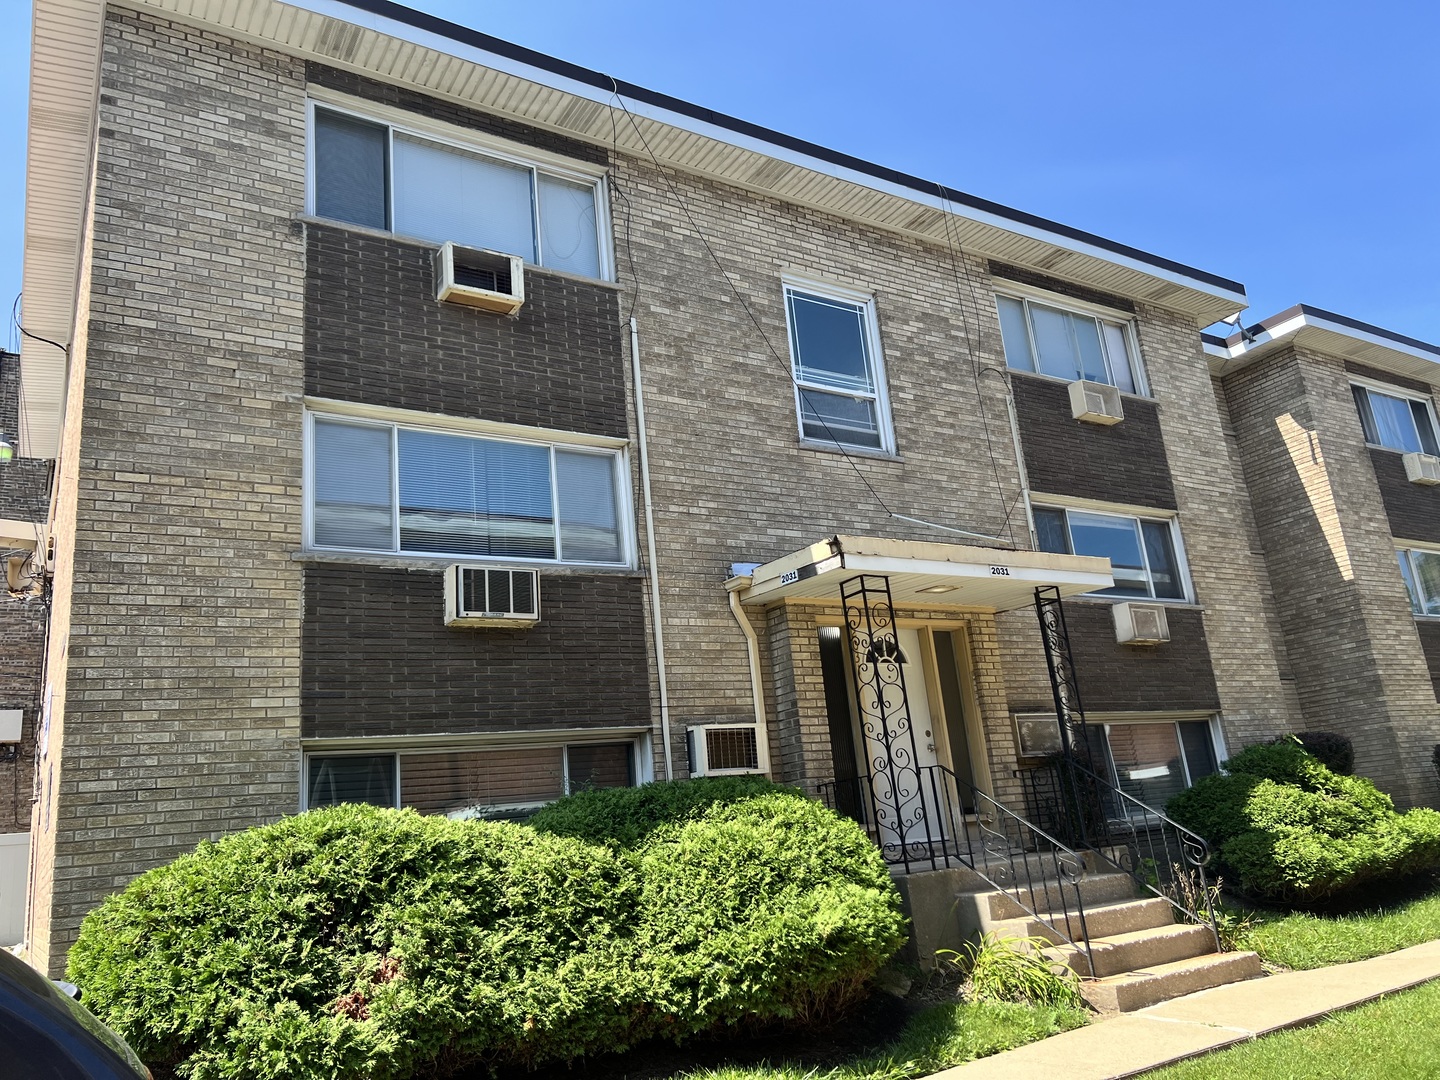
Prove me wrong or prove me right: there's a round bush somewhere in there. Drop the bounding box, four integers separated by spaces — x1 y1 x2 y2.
68 788 904 1080
1167 740 1440 905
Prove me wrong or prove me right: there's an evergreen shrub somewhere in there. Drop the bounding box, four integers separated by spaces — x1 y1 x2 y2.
68 786 905 1080
1167 737 1440 905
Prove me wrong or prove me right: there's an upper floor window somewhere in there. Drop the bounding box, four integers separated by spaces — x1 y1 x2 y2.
310 104 606 279
306 412 630 566
1352 383 1440 455
996 293 1144 394
1397 548 1440 616
783 281 893 452
1034 505 1186 600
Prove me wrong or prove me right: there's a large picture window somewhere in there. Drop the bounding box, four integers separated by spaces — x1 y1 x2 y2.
1034 505 1187 600
996 293 1144 394
311 104 606 279
307 413 629 566
1352 383 1440 455
784 282 893 452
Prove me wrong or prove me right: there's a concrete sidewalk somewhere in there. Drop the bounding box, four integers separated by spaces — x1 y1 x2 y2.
931 939 1440 1080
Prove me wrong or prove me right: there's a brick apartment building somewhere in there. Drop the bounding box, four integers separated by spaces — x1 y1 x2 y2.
14 0 1440 977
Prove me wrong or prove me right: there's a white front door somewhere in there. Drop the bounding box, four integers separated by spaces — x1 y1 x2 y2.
858 627 946 849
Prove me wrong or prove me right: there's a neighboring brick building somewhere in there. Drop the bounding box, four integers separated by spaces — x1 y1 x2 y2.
0 350 52 944
15 0 1438 977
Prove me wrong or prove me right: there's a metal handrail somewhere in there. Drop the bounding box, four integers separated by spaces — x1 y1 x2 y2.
818 763 1096 976
1020 754 1221 952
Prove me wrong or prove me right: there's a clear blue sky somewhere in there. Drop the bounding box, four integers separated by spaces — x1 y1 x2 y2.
4 1 1438 344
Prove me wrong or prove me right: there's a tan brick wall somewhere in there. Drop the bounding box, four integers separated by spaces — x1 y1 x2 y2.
28 9 308 973
1224 344 1440 805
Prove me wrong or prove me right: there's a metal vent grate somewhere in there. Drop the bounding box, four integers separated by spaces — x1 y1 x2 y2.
456 568 539 619
705 726 760 771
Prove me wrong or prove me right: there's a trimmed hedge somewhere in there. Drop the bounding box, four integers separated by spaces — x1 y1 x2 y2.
1168 738 1440 905
68 786 905 1080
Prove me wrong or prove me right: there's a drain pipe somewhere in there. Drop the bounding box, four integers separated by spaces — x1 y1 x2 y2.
630 317 672 780
725 575 770 772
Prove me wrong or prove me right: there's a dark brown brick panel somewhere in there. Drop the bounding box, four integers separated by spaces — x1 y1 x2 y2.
302 565 650 739
1057 602 1220 713
1369 448 1440 546
305 225 627 436
1417 621 1440 702
1012 374 1177 510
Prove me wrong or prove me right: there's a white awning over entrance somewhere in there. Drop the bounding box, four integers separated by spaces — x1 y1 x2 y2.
731 535 1113 611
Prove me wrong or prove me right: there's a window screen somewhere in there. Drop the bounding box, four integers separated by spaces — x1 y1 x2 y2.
537 174 600 278
392 135 536 260
312 420 394 550
314 109 388 230
401 749 564 819
567 743 634 792
556 450 622 563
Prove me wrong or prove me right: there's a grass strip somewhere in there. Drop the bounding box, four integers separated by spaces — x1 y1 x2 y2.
1236 887 1440 970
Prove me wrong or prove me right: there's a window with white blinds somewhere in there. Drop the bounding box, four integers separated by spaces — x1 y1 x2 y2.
311 104 606 278
308 414 628 565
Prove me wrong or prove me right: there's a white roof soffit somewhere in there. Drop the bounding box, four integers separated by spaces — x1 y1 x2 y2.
1204 305 1440 385
20 0 105 458
733 535 1113 611
25 0 1247 457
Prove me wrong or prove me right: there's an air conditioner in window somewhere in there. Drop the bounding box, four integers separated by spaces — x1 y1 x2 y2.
687 723 764 776
1069 379 1124 425
1113 601 1170 645
1403 452 1440 486
434 243 525 314
444 566 540 627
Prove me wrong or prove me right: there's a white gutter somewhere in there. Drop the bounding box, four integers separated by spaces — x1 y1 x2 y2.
725 575 770 773
629 317 671 780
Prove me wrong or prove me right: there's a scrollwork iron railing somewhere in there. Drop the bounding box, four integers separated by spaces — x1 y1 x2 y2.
1018 755 1220 952
817 763 1096 976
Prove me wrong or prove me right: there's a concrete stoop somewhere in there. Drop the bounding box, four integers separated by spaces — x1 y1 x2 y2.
894 862 1263 1010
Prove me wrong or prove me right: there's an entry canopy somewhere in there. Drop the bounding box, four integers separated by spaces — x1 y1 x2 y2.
732 535 1114 611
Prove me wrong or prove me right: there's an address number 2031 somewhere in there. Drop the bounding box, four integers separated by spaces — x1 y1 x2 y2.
989 565 1010 577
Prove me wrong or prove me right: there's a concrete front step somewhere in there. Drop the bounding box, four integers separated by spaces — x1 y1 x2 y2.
1051 921 1219 978
992 895 1175 945
975 871 1138 925
1081 949 1265 1012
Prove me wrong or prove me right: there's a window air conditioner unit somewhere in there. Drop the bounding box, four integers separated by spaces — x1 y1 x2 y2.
1113 601 1170 646
1069 380 1124 425
443 566 540 627
434 243 525 314
1403 452 1440 486
687 723 763 776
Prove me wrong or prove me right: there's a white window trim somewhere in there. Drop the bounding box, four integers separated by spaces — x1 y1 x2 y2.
1033 501 1193 603
781 274 895 455
300 734 648 812
994 286 1150 398
303 406 636 569
1349 376 1440 454
306 95 615 281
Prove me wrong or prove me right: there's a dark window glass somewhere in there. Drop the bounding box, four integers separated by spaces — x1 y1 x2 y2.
1179 722 1218 782
567 743 635 792
307 755 396 809
1141 520 1184 599
314 108 388 230
1034 508 1070 555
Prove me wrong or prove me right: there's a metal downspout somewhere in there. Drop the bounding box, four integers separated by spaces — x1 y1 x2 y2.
725 576 770 773
629 317 672 780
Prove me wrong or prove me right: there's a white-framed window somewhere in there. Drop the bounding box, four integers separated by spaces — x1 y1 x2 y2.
1094 717 1221 810
1034 505 1188 600
305 410 632 567
1397 547 1440 617
303 741 639 817
996 292 1145 394
309 101 608 279
1351 381 1440 456
783 279 894 453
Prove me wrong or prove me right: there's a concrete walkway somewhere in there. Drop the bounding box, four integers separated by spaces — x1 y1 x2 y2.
931 939 1440 1080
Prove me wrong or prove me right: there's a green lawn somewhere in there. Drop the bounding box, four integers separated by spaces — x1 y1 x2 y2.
1234 884 1440 970
1138 979 1440 1079
679 1001 1089 1080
